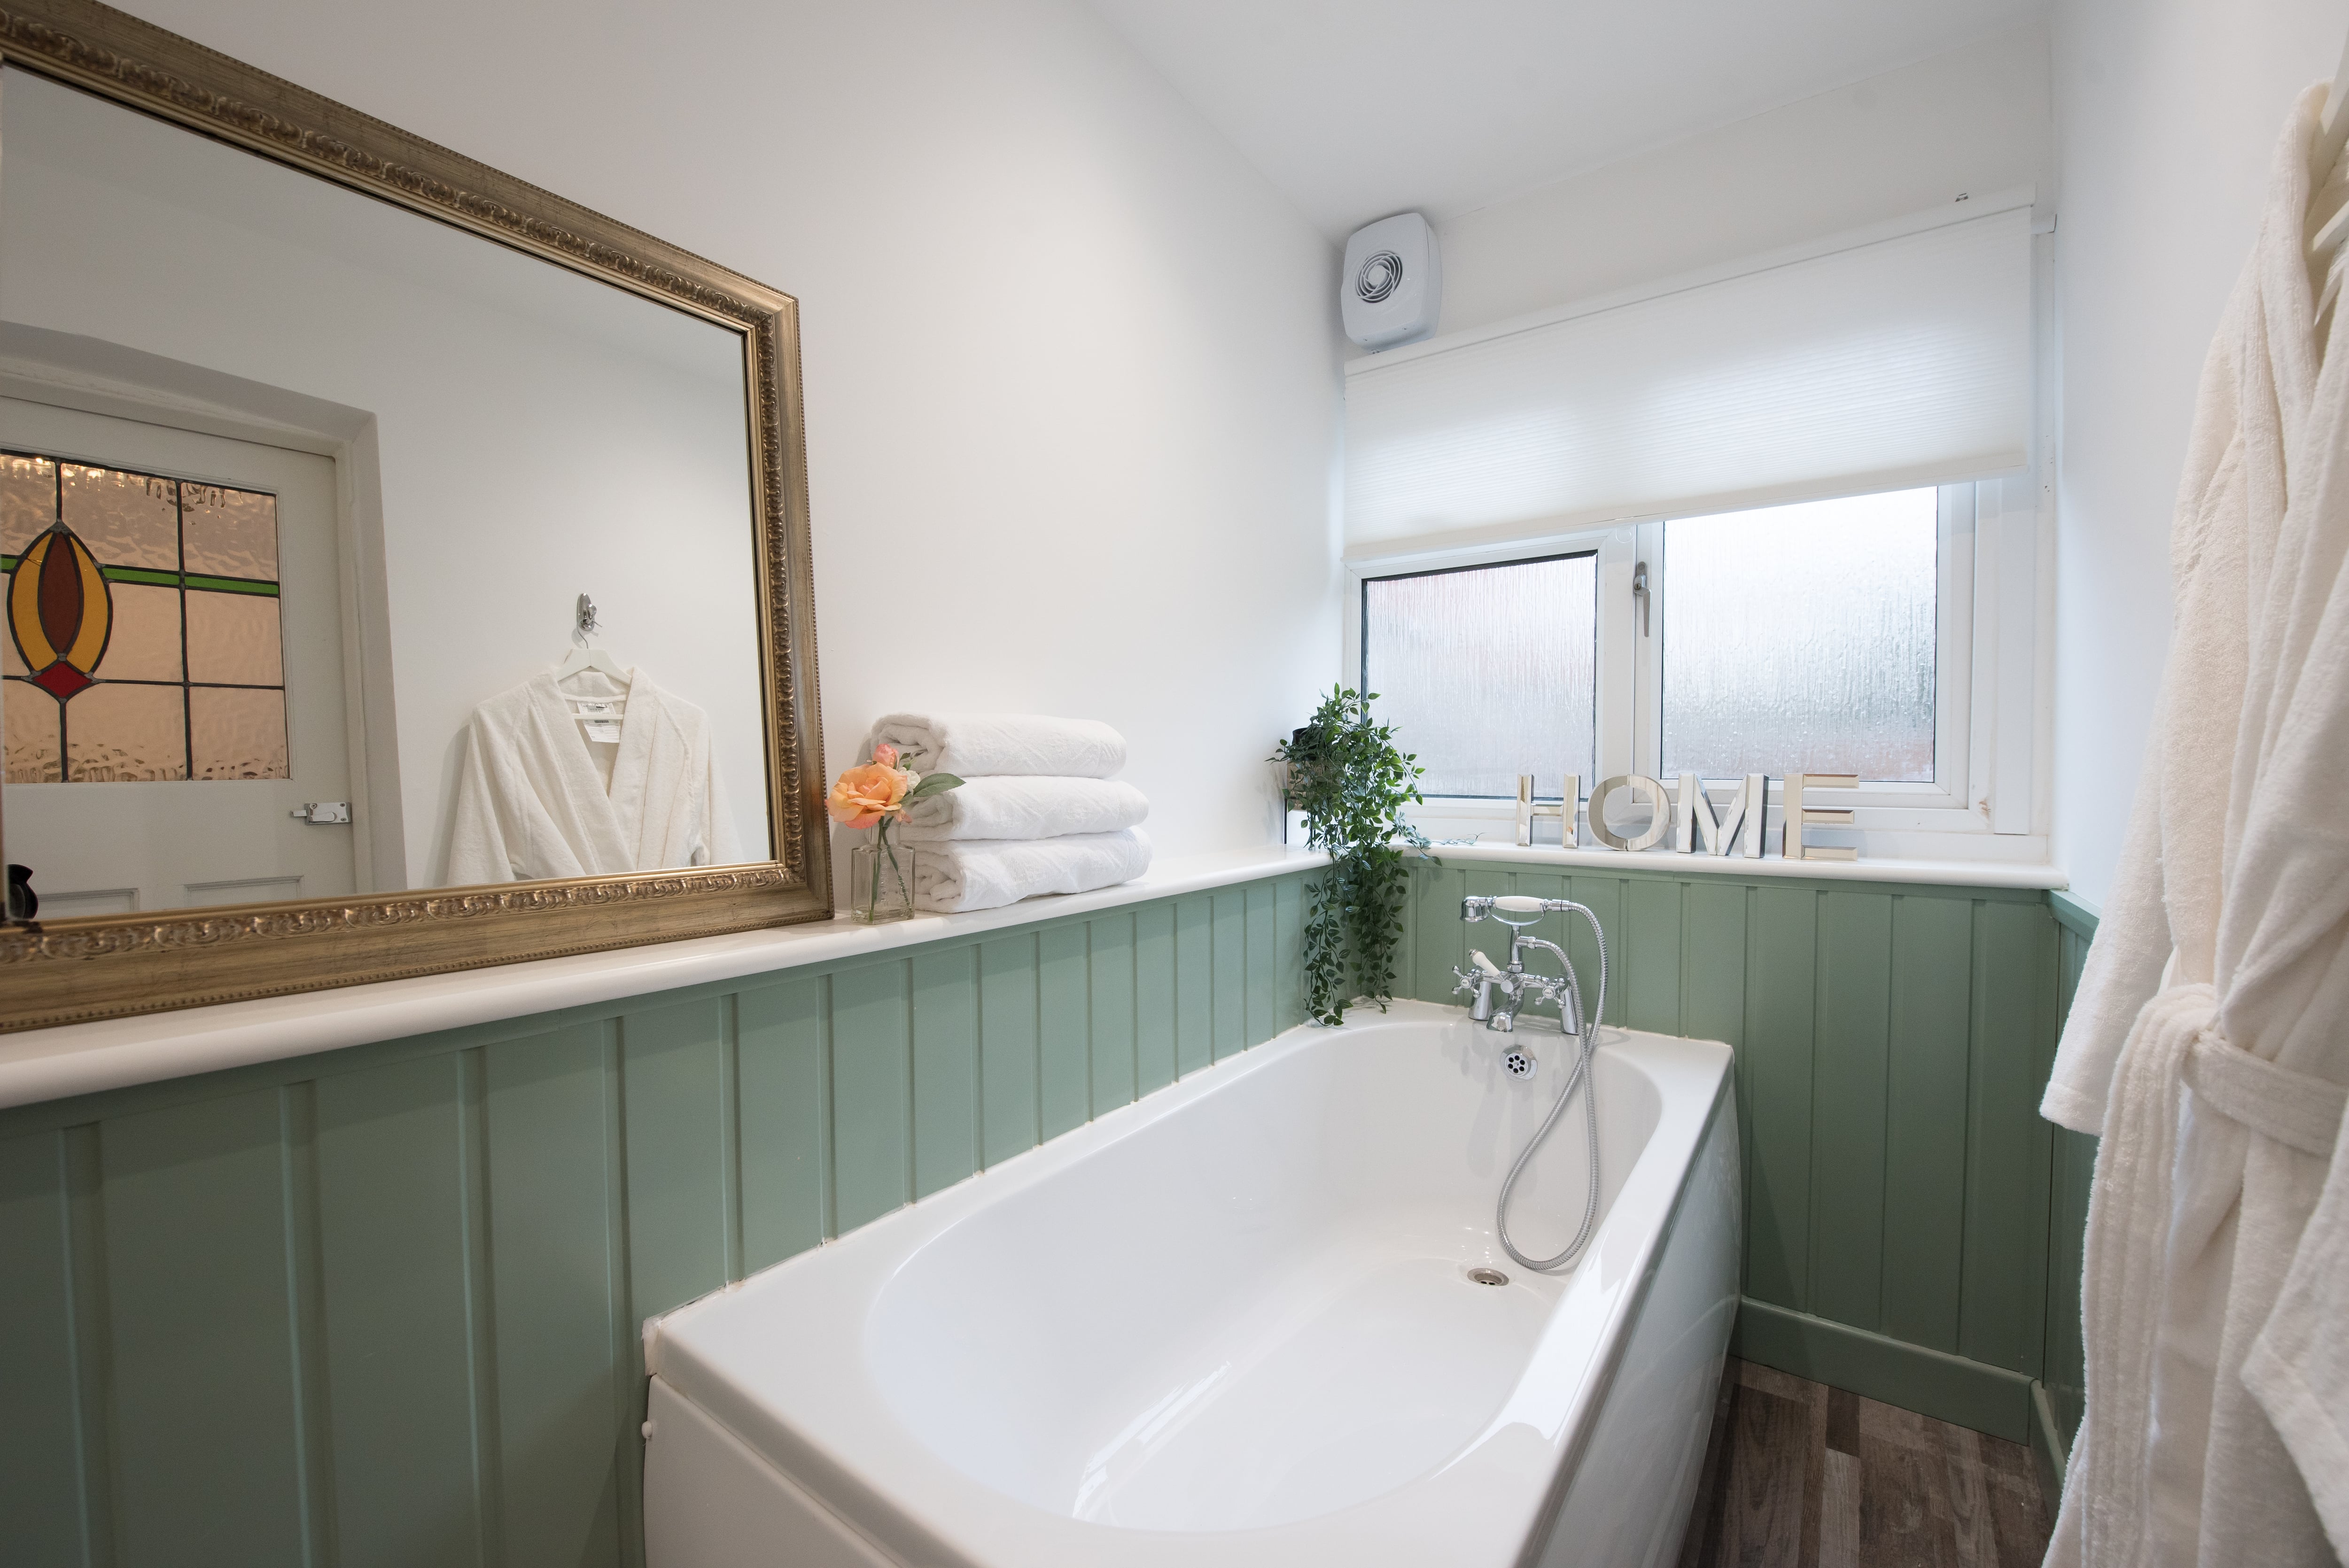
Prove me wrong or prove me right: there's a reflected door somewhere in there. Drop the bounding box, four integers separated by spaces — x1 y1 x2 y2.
0 397 353 915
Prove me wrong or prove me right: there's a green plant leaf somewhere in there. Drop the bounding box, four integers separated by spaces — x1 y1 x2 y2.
902 771 965 802
1271 685 1434 1025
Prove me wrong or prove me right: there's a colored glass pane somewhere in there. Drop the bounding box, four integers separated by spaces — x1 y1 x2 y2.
63 682 184 781
0 604 21 677
4 679 62 783
190 686 288 779
100 582 184 682
61 463 176 570
187 591 282 686
10 528 110 699
0 454 56 555
181 482 278 579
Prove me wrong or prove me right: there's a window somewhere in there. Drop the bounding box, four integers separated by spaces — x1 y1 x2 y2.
1659 490 1938 782
1361 553 1595 799
3 450 288 784
1349 480 2037 854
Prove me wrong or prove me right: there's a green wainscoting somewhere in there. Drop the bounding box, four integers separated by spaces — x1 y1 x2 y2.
1395 859 2067 1444
0 872 1311 1568
0 853 2092 1568
2035 890 2100 1496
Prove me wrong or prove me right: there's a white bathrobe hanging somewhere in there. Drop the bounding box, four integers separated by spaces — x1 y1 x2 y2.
2044 82 2349 1568
445 669 740 886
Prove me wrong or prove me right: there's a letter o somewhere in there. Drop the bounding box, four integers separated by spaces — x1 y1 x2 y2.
1589 775 1672 852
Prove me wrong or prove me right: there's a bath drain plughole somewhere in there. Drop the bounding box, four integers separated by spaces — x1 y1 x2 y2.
1467 1267 1509 1287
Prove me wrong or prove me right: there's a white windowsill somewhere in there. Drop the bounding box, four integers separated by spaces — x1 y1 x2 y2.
1407 838 2066 890
0 846 1331 1113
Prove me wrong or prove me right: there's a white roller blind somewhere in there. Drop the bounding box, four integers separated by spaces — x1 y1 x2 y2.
1344 204 2033 549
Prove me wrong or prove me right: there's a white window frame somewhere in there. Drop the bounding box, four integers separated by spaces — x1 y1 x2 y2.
1342 475 2047 863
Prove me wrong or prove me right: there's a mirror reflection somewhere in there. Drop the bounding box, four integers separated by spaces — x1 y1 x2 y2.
0 68 772 919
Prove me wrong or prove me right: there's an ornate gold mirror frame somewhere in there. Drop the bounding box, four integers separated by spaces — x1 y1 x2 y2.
0 0 831 1032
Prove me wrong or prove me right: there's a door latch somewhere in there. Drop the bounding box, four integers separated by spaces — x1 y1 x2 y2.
291 802 352 824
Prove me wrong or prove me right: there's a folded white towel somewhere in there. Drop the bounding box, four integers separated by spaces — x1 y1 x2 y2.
870 713 1126 780
910 829 1151 914
895 776 1148 843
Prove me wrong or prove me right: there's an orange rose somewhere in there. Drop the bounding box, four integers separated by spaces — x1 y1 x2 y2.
827 762 909 829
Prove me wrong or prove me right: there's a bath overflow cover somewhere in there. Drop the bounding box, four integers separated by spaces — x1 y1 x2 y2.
1467 1267 1509 1287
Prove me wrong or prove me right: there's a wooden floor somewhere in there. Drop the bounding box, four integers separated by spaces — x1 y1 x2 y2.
1677 1360 2052 1568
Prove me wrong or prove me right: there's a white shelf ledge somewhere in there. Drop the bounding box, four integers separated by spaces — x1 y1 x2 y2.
0 846 1330 1113
1414 839 2067 889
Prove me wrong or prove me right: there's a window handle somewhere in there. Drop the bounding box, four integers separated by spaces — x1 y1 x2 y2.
1632 560 1650 637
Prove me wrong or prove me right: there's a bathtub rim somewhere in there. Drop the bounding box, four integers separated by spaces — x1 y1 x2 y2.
646 999 1735 1568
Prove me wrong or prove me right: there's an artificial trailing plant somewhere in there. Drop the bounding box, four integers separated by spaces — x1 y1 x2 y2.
1273 686 1431 1027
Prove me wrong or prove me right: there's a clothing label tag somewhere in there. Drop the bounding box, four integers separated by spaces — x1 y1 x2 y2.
582 720 623 743
574 701 622 718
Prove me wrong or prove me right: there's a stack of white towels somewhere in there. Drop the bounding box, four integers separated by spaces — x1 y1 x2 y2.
869 713 1151 914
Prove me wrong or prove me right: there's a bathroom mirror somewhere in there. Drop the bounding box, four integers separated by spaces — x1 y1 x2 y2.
0 0 828 1030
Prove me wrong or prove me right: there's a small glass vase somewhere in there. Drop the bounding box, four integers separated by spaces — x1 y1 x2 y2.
849 836 916 924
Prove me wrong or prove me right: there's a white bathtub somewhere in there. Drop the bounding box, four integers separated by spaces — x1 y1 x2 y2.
644 998 1740 1568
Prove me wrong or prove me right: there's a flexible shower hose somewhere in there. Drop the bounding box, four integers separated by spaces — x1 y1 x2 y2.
1496 902 1608 1273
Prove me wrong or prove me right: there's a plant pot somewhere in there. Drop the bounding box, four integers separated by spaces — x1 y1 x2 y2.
849 838 916 924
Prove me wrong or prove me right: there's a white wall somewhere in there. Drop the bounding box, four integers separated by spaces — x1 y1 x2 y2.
102 0 1344 875
1395 24 2053 349
2048 0 2340 904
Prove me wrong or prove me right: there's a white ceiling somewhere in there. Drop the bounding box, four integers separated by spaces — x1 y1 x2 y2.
1084 0 2047 238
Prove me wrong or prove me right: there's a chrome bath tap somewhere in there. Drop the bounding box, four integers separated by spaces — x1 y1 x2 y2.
1452 895 1588 1034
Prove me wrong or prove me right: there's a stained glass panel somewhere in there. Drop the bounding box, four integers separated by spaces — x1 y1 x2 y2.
4 681 61 782
181 483 277 579
0 454 55 555
64 683 185 781
190 686 288 779
187 591 282 687
61 463 177 570
99 583 183 682
1 449 286 786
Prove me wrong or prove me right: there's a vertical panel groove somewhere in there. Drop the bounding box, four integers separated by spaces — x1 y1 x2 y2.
278 1082 338 1568
820 975 838 1241
721 995 743 1284
62 1123 118 1568
459 1048 505 1568
601 1022 641 1568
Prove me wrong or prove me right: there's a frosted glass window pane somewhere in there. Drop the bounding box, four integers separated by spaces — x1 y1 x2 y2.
5 679 61 782
186 591 283 686
181 483 278 579
1662 489 1937 783
65 682 186 781
0 454 56 555
97 582 183 682
1364 553 1596 799
61 463 177 570
190 686 288 779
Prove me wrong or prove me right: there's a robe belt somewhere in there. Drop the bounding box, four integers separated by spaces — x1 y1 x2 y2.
2184 1029 2346 1158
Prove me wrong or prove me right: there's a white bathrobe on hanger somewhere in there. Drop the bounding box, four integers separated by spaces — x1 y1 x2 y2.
445 669 740 885
2044 83 2349 1567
